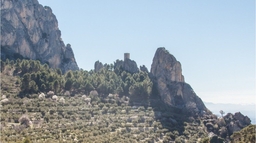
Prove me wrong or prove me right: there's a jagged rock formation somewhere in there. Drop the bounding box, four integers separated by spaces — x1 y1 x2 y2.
140 65 149 73
114 59 139 74
1 0 79 72
94 61 104 72
150 47 206 112
202 112 251 139
224 112 251 135
151 47 184 82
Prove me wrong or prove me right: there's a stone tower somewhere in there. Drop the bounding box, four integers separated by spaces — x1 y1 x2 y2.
124 53 130 60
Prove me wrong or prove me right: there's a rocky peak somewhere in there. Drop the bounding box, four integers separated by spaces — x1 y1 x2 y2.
224 112 251 135
151 47 184 82
150 47 206 112
114 53 139 74
94 61 104 72
140 65 149 73
1 0 79 72
123 58 139 74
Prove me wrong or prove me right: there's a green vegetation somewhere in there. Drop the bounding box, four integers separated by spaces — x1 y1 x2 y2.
231 124 255 143
1 58 249 142
1 59 152 101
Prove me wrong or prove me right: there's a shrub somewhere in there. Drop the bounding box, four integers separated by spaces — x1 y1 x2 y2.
59 97 65 103
1 98 9 104
47 91 54 98
19 114 32 128
52 95 58 101
22 137 32 143
64 91 71 96
38 93 45 100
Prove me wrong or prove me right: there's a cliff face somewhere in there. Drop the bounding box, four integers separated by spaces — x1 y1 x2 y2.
151 48 184 83
150 47 206 112
1 0 79 72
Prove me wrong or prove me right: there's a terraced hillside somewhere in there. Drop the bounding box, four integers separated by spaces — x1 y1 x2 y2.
0 59 252 143
1 91 209 143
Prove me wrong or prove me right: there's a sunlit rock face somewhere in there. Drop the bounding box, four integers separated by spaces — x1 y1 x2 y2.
1 0 78 72
151 47 184 83
150 47 206 112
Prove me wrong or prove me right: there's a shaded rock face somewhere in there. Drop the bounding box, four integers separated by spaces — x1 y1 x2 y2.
224 112 251 135
1 0 79 72
114 59 139 74
150 47 206 112
203 112 251 138
140 65 149 73
94 61 104 72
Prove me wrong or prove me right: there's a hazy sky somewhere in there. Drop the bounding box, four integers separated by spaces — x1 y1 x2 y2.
39 0 255 104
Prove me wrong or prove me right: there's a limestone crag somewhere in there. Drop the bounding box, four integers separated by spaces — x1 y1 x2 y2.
202 112 251 138
114 59 139 74
150 47 206 112
140 65 149 73
1 0 79 72
225 112 251 135
151 47 184 82
94 61 104 72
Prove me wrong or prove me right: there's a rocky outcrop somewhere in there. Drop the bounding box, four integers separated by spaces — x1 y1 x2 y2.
1 0 79 72
202 112 251 138
114 59 139 74
150 47 206 112
224 112 251 135
151 47 184 82
94 61 104 72
140 65 149 73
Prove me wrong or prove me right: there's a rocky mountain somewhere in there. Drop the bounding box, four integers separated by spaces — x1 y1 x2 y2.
150 47 207 112
94 53 140 74
94 48 207 114
0 0 252 142
1 0 79 72
0 50 252 142
114 59 139 74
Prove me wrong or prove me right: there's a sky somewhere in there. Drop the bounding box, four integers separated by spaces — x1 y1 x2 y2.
39 0 255 105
